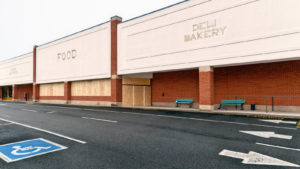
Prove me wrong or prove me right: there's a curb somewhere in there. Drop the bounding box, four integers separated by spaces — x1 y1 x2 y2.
2 101 300 120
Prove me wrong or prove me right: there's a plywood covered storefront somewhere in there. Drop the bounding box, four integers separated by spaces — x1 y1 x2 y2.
40 83 64 96
122 78 151 107
71 79 111 96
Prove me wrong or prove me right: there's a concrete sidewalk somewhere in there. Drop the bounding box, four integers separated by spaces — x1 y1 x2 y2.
2 100 300 120
127 106 300 119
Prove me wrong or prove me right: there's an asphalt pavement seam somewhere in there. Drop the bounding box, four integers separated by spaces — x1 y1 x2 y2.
21 109 37 112
0 123 12 126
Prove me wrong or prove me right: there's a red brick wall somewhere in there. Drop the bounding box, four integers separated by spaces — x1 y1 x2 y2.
199 71 214 106
64 82 71 101
152 70 199 102
214 60 300 106
13 84 33 100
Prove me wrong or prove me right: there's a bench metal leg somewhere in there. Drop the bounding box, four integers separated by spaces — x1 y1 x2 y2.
176 103 178 107
218 104 222 109
241 104 244 110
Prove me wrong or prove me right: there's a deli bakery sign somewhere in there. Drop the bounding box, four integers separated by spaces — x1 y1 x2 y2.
184 19 226 42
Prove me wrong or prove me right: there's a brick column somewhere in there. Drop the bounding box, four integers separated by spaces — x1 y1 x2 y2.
33 84 39 101
12 85 17 101
64 81 71 102
199 66 214 111
110 16 122 104
33 45 39 102
0 87 2 101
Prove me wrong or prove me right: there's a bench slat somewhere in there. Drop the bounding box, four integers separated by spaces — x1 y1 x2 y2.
221 100 245 104
176 99 194 104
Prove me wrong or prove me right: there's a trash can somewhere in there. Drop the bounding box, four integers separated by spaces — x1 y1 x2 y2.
251 104 255 111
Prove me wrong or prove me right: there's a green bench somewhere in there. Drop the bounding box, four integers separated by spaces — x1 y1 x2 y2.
176 99 194 108
218 100 245 110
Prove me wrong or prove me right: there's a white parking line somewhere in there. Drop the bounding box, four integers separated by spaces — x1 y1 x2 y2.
22 109 37 112
114 112 297 130
0 118 87 144
78 110 298 130
47 111 56 114
47 106 80 110
11 104 298 130
256 142 300 152
260 119 297 125
82 117 118 123
83 109 116 113
0 104 6 106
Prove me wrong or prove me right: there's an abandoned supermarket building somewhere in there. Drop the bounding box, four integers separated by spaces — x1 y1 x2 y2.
1 0 300 112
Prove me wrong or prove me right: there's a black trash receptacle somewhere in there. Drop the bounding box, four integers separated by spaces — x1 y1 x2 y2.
251 104 255 111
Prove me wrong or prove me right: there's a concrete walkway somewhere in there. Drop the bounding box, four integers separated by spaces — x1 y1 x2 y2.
2 101 300 119
127 106 300 119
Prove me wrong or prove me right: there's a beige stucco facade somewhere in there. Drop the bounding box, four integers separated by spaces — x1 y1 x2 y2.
36 22 111 84
0 53 33 86
118 0 300 75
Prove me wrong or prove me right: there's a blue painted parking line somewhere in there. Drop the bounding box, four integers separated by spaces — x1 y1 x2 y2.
0 138 67 163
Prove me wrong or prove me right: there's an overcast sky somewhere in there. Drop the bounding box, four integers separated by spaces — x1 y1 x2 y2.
0 0 183 61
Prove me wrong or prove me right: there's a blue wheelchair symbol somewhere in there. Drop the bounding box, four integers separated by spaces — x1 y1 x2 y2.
0 138 67 163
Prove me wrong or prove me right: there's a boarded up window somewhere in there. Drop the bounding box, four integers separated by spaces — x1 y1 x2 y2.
40 83 64 96
71 79 111 96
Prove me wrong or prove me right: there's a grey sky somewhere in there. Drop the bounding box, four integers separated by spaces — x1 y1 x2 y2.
0 0 182 61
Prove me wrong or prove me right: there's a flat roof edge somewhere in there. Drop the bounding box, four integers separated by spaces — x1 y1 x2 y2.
0 51 33 62
37 20 111 48
119 0 189 24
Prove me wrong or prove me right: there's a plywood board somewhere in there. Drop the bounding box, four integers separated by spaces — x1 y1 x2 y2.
122 85 133 106
122 78 151 85
40 83 64 96
71 79 111 96
145 86 152 106
133 86 144 106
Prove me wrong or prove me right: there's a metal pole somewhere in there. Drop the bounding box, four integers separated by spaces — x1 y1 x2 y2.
235 96 237 110
272 96 274 112
266 96 268 113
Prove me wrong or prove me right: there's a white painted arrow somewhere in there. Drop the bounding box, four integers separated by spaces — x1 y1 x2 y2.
240 131 292 140
260 119 297 124
219 149 299 167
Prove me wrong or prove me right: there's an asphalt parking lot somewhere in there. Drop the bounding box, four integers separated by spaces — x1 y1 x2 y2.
0 102 299 169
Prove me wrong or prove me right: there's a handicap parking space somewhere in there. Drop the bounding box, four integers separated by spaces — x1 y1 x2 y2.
0 119 84 169
0 138 67 163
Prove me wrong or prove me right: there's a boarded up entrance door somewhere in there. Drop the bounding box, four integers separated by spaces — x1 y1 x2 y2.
122 78 151 107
